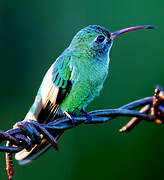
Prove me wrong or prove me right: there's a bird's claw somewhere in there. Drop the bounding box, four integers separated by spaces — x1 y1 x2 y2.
81 109 92 124
64 111 77 124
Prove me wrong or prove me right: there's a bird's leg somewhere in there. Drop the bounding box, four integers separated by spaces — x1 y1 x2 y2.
81 109 92 123
6 142 14 180
119 104 151 132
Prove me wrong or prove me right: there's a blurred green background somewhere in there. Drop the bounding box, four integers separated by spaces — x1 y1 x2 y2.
0 0 163 179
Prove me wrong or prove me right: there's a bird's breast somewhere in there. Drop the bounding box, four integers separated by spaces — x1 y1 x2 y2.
73 57 109 94
89 57 109 85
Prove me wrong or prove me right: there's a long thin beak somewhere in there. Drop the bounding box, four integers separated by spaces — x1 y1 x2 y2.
110 25 156 39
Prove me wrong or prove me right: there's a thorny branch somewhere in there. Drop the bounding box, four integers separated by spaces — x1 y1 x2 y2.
0 86 164 179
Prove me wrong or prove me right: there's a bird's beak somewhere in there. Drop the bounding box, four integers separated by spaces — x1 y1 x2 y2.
110 25 156 39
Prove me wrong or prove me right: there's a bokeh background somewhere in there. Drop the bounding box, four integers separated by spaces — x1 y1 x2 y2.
0 0 163 180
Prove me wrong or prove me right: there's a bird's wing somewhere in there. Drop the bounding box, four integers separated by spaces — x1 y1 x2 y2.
26 54 72 123
15 54 72 164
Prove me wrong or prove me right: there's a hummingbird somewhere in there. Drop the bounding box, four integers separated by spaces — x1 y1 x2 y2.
14 25 155 164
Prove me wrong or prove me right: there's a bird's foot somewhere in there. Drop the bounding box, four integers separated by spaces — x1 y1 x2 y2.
81 109 92 124
63 111 77 125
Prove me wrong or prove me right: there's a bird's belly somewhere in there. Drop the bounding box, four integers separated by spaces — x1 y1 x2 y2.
60 74 105 115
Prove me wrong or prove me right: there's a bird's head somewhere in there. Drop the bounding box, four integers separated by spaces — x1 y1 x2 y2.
69 25 155 58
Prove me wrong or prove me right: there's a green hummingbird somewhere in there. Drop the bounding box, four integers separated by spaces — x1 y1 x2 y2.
15 25 155 164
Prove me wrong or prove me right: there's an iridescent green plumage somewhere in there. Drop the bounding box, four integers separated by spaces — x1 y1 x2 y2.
26 25 112 122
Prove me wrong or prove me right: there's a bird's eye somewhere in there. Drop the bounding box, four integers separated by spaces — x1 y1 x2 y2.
96 35 105 43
